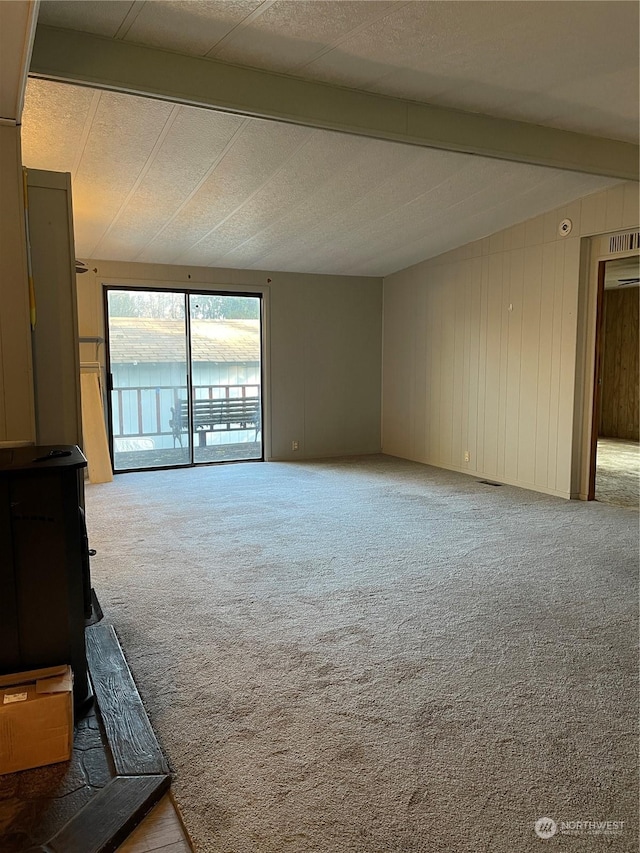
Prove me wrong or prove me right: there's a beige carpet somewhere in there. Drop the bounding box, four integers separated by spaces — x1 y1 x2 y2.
86 455 638 853
596 438 640 509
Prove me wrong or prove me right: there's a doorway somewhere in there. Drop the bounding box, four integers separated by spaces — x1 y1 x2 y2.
105 287 263 472
589 257 639 507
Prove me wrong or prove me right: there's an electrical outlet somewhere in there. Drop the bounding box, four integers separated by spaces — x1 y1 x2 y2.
291 440 299 451
464 450 470 462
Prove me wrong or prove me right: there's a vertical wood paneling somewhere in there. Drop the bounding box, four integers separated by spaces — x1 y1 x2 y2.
511 222 526 250
555 238 581 492
581 191 608 235
543 209 558 244
604 184 626 232
428 279 442 462
489 228 504 256
439 269 455 464
413 277 427 460
496 251 510 478
381 183 639 498
382 277 412 455
451 267 466 467
517 245 542 484
28 172 82 447
564 199 582 236
475 256 489 474
422 275 432 462
483 255 503 476
622 183 639 226
600 287 639 440
535 244 556 485
546 242 565 488
467 258 482 470
525 214 544 247
504 248 524 480
460 260 473 469
0 126 35 441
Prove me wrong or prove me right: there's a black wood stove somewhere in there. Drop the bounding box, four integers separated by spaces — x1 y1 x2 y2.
0 445 91 708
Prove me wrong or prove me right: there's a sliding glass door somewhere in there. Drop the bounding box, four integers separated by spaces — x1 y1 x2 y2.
107 289 191 471
105 288 263 472
189 293 262 464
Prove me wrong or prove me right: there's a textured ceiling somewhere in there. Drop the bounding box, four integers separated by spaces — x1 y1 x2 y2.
38 0 639 143
21 79 618 276
23 1 635 276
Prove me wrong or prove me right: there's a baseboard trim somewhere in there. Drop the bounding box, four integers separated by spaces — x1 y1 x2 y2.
381 452 572 500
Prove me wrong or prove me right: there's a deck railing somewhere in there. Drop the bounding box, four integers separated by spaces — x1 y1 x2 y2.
111 384 260 438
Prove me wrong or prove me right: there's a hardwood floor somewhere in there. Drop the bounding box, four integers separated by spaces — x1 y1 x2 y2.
117 794 192 852
595 437 640 508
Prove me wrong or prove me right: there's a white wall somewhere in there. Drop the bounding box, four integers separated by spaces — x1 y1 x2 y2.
77 260 383 461
27 169 82 447
382 182 639 498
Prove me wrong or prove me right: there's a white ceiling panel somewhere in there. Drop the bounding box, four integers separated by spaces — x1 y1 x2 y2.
21 79 618 276
37 0 640 143
94 106 246 259
71 92 177 256
37 0 133 37
135 118 311 265
17 76 97 171
177 128 364 266
125 1 265 57
303 2 639 142
319 174 583 277
344 174 614 278
212 1 397 71
214 138 424 269
23 79 177 255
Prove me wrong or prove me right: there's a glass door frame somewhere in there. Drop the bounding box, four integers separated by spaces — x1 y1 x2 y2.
103 284 265 473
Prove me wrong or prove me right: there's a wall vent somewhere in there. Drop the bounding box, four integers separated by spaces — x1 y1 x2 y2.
609 232 640 254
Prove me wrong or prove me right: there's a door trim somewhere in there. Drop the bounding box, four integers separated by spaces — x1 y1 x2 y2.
103 285 265 473
587 261 607 500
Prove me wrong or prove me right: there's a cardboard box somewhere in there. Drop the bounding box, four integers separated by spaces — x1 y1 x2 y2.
0 665 73 775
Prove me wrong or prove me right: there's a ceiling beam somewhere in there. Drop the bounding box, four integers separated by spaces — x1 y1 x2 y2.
30 24 639 182
1 1 39 123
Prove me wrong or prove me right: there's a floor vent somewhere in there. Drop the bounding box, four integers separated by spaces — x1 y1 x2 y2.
478 480 503 487
609 231 640 254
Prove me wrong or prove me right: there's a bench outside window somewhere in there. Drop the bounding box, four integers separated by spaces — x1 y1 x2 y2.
170 396 261 447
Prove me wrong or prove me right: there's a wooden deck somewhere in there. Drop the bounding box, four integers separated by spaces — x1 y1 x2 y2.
114 441 262 471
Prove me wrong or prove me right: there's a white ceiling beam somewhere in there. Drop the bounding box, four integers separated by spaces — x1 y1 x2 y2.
1 1 39 122
30 24 638 182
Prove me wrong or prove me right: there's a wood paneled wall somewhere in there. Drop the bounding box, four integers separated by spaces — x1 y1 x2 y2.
600 287 639 440
77 260 383 461
27 170 82 447
0 125 35 442
383 182 640 498
383 236 581 496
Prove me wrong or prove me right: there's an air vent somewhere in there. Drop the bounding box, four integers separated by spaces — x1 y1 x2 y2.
478 480 502 487
609 232 640 254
